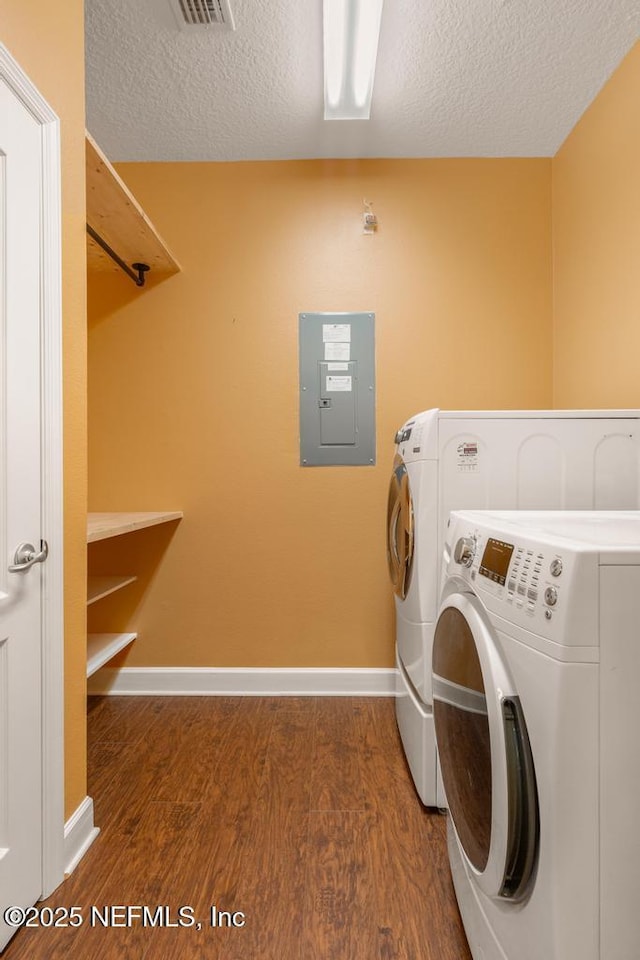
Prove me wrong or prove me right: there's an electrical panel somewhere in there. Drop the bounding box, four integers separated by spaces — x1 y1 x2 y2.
298 312 376 466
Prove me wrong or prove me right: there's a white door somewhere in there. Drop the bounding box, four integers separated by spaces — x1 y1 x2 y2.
0 73 47 950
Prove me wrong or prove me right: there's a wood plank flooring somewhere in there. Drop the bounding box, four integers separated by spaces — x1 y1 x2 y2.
4 697 472 960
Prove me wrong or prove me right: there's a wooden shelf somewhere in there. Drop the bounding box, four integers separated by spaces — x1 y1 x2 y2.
87 511 183 543
86 131 181 279
86 512 181 675
87 575 137 606
87 633 137 677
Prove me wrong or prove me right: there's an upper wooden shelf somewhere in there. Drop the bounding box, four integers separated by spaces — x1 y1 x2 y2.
85 132 181 280
87 511 184 543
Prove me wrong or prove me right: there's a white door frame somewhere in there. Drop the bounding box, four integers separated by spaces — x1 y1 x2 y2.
0 44 64 898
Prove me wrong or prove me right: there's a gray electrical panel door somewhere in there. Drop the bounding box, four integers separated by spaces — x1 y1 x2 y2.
299 312 375 466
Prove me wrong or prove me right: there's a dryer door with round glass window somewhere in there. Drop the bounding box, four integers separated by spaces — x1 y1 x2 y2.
386 454 414 600
432 593 539 901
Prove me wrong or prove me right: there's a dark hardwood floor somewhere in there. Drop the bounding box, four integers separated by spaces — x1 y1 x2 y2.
5 696 472 959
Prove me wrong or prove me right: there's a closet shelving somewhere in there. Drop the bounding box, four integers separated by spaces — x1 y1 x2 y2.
85 131 181 286
85 128 183 676
86 511 183 677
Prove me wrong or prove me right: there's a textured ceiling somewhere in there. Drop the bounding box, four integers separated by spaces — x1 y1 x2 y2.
85 0 639 161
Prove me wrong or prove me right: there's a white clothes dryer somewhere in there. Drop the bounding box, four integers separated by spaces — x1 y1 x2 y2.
433 509 640 960
387 409 640 807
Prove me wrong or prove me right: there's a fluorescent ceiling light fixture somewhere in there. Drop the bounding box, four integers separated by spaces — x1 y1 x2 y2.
323 0 384 120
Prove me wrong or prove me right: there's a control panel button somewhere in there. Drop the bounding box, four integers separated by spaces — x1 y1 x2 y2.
544 586 558 607
550 558 563 578
454 537 475 567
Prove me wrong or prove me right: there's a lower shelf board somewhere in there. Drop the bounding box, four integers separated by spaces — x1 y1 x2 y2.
87 632 137 678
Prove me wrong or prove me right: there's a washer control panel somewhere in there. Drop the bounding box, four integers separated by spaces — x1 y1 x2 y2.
443 512 601 651
453 527 566 622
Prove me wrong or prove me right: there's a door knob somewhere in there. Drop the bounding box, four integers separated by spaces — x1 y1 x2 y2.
8 540 49 573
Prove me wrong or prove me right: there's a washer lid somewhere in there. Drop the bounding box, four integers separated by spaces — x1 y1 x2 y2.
433 592 539 901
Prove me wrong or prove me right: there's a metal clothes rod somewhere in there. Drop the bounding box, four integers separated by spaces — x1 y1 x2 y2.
86 223 150 287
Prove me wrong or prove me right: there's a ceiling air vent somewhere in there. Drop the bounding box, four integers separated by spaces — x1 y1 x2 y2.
168 0 235 31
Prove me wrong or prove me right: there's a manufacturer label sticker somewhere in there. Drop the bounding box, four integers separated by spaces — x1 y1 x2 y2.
456 440 479 472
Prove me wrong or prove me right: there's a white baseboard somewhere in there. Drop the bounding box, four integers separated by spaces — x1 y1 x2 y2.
63 796 100 876
87 666 397 697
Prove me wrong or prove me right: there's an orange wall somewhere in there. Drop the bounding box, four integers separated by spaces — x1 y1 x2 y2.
553 42 640 407
88 159 552 669
2 6 88 817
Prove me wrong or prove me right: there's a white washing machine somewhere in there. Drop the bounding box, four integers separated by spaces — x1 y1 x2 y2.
433 509 640 960
387 408 640 807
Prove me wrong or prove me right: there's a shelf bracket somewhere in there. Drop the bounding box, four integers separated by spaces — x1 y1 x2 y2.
86 223 150 287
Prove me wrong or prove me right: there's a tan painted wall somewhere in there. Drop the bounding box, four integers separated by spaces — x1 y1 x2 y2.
88 158 552 669
553 42 640 407
2 4 87 818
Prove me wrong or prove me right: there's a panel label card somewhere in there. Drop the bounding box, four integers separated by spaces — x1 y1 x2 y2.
324 342 350 361
326 376 353 392
327 362 349 371
322 323 351 343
